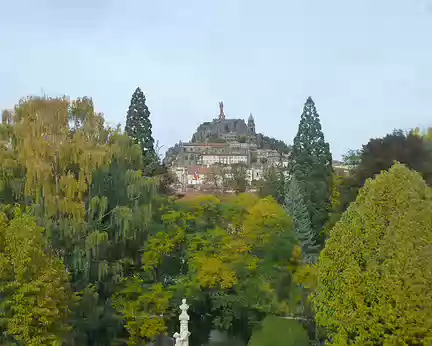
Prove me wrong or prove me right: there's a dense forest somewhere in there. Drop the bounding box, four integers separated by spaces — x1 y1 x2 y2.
0 90 431 345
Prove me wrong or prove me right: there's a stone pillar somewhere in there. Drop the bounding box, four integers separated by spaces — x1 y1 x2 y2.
173 299 191 346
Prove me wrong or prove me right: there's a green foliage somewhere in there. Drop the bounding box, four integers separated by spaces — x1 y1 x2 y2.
258 166 285 204
117 193 302 344
341 149 361 167
256 135 291 154
314 163 432 345
322 173 344 237
237 136 248 143
207 134 227 143
288 97 333 245
186 195 300 341
230 163 249 193
341 130 432 211
0 96 158 344
247 316 309 346
71 284 122 345
284 176 317 263
125 87 157 173
0 94 309 345
113 279 172 345
0 206 73 345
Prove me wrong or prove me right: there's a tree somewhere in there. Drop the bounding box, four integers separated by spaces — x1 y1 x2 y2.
341 149 361 168
314 163 432 345
258 166 285 203
112 280 172 345
340 129 432 211
125 87 157 174
0 96 158 344
288 97 333 245
114 193 301 345
204 164 231 193
230 163 249 193
322 173 344 237
0 206 73 345
284 176 317 263
355 130 432 186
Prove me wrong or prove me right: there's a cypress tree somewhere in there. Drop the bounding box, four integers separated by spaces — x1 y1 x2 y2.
125 87 157 173
289 97 332 245
284 176 318 263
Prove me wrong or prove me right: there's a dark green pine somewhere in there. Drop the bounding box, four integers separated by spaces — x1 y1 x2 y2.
284 176 318 263
125 87 157 173
289 97 333 246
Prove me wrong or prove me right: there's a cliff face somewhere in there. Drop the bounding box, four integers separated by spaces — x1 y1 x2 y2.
191 119 252 142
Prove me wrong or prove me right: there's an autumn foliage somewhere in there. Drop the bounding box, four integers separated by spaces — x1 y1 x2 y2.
314 163 432 345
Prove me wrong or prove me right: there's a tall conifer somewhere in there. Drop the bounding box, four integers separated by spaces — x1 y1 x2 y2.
125 87 157 173
284 176 318 262
289 97 332 245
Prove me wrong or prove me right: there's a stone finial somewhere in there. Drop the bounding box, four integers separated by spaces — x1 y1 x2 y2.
173 299 191 346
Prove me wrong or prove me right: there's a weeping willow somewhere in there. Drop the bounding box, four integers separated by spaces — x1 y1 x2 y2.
0 95 159 344
0 95 157 277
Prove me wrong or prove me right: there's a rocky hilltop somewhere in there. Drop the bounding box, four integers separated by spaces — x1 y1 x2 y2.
164 102 290 164
191 102 254 142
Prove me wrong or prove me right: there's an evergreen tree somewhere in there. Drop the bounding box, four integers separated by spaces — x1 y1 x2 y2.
125 87 157 173
289 97 332 245
284 176 318 263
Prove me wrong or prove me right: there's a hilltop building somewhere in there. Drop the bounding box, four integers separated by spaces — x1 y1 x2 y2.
164 102 290 193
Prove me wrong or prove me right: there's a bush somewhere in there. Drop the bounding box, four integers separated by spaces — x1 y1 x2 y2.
247 316 309 346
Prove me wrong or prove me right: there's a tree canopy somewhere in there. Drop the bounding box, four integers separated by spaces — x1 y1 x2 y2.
340 130 432 211
314 163 432 345
0 206 73 345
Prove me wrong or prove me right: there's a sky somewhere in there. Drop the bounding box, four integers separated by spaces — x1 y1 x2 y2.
1 0 432 160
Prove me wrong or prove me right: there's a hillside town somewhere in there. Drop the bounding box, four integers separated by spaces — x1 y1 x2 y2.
164 102 350 193
163 102 289 192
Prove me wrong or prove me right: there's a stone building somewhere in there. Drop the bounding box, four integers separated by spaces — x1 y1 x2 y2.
164 102 290 193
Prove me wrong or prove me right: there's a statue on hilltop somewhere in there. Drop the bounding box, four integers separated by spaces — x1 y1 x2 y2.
219 101 225 121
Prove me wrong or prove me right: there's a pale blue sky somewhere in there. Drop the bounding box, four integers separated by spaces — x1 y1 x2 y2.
1 0 432 159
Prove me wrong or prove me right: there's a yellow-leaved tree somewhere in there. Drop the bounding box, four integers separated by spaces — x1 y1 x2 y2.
0 96 159 344
0 206 73 345
314 163 432 345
